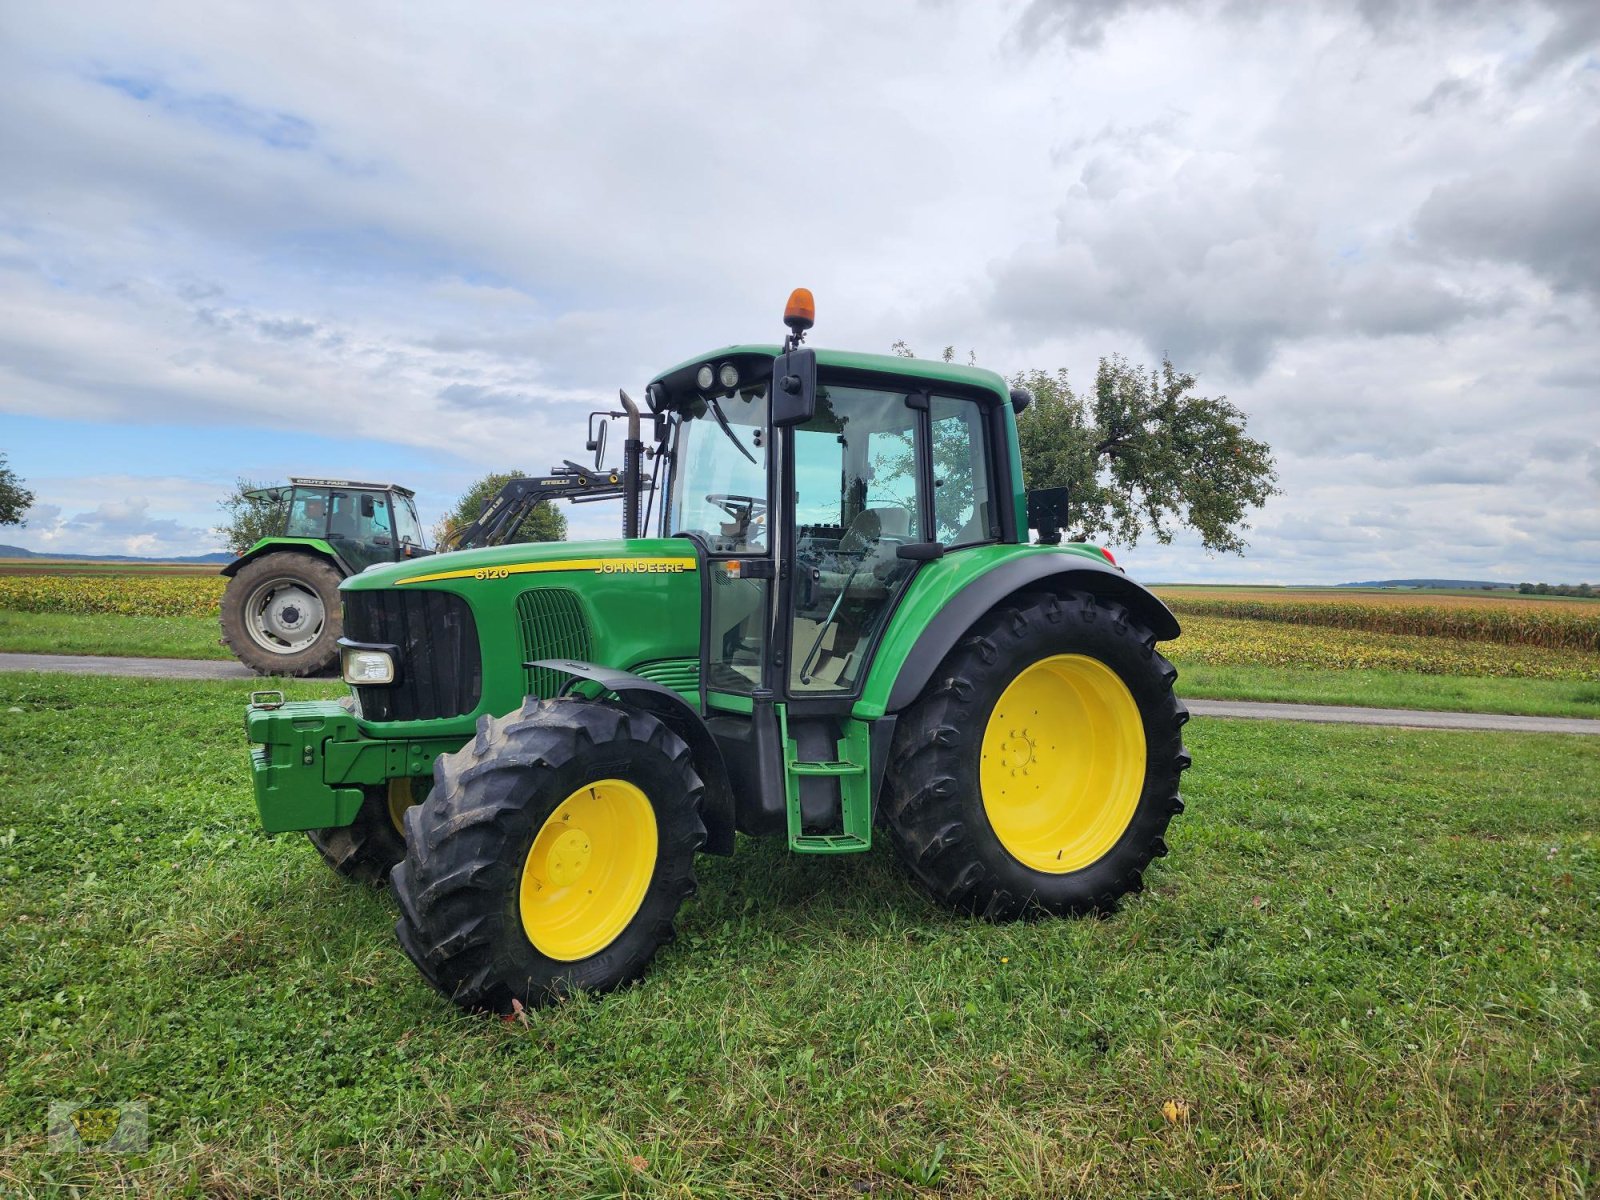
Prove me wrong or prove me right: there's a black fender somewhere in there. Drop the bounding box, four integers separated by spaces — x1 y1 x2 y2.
220 542 353 579
528 659 735 856
884 555 1180 713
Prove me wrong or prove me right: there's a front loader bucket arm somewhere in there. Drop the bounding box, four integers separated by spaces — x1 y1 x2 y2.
446 463 646 550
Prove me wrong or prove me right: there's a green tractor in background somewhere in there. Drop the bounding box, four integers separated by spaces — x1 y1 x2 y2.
245 292 1191 1012
222 464 638 676
220 479 433 676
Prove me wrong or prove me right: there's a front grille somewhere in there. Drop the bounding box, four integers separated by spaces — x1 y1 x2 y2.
344 589 482 721
517 588 594 698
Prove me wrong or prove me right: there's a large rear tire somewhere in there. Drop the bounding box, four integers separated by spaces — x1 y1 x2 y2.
882 589 1190 919
391 699 705 1013
220 551 344 676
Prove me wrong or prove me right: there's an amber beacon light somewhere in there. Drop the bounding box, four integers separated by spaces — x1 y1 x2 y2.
783 288 815 334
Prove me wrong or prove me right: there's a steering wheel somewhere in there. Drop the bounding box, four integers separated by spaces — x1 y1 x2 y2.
705 493 767 522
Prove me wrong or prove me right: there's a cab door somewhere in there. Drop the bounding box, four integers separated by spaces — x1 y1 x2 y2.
783 382 927 699
326 489 395 572
664 389 774 705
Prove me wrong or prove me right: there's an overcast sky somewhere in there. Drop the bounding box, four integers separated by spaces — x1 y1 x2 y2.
2 0 1596 582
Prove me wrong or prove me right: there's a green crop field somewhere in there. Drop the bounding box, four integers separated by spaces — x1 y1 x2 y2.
1 673 1595 1197
0 558 224 577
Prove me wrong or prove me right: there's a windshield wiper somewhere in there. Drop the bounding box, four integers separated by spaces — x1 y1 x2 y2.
705 394 757 466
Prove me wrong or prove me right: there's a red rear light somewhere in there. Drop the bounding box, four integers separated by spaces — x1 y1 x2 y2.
1098 546 1117 566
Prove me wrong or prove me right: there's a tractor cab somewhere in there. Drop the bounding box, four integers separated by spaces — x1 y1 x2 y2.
250 478 430 573
650 296 1017 713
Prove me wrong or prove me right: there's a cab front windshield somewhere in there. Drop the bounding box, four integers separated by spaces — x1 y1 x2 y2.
666 389 768 554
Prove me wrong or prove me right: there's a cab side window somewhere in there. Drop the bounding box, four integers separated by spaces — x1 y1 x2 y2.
929 396 994 546
285 488 330 538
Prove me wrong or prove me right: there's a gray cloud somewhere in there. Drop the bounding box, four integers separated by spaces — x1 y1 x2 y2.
1413 75 1483 116
1018 0 1600 78
1414 125 1600 298
1530 435 1589 463
988 142 1499 375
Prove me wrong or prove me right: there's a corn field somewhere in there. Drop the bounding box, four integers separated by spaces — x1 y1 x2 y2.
1169 616 1598 681
1159 589 1600 654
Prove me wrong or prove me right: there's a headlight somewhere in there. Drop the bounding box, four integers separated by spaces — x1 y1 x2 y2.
696 364 715 390
342 646 396 685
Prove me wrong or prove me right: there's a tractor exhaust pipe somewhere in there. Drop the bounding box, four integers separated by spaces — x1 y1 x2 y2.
619 389 643 539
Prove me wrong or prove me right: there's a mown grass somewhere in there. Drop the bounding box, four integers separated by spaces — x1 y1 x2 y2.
1 673 1595 1197
0 612 229 661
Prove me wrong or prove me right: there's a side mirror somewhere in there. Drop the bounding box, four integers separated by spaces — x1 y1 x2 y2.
360 495 375 519
587 415 609 469
770 348 817 428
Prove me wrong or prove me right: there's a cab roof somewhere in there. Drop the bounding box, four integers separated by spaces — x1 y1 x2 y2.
648 344 1011 409
288 477 416 498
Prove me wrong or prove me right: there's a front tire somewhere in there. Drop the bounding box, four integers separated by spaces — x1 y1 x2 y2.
882 589 1190 919
391 699 705 1012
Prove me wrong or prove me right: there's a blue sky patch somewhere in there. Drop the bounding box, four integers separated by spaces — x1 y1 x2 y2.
91 69 315 151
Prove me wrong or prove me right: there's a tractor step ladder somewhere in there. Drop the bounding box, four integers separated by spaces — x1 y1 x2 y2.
779 711 872 853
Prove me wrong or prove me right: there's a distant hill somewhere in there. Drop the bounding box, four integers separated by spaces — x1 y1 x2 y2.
0 543 232 565
1337 578 1514 590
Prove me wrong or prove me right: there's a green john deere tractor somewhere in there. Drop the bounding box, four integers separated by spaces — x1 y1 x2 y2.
244 292 1191 1012
220 479 433 676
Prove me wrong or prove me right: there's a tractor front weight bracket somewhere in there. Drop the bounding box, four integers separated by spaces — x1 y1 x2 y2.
245 698 458 833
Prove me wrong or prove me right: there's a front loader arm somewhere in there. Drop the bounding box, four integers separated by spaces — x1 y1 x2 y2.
445 462 647 550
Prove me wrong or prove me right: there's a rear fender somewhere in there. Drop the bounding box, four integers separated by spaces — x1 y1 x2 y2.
878 554 1179 714
528 659 736 856
222 538 351 578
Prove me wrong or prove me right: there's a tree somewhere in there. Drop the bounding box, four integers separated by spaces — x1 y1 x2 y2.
1016 355 1278 553
893 344 1278 553
437 471 567 547
214 477 288 555
0 453 34 527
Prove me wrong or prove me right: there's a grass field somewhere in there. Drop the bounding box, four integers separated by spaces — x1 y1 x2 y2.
1173 664 1600 719
1 672 1596 1197
0 612 229 661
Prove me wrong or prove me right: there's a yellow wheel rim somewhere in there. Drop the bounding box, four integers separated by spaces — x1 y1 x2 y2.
519 780 658 962
979 654 1146 874
387 777 421 834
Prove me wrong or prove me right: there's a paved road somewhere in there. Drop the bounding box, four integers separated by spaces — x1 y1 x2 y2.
1185 698 1600 736
0 652 258 679
1 652 1597 735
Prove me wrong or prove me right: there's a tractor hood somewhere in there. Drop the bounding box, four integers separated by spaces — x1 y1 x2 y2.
341 537 698 592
